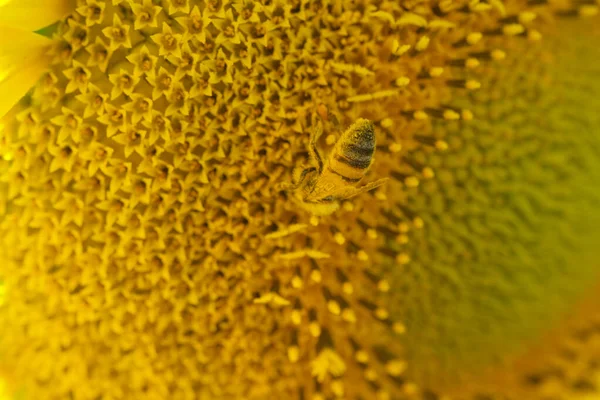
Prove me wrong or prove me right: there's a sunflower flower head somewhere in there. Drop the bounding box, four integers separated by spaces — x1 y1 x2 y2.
0 0 600 399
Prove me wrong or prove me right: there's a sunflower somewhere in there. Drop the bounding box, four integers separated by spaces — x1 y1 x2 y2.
0 0 599 399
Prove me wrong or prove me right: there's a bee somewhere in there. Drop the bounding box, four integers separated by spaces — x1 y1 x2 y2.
281 117 388 216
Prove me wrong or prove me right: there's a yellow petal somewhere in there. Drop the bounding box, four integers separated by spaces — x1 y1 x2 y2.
0 0 75 31
0 26 51 119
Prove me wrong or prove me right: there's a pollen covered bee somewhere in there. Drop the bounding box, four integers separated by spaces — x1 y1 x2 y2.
281 117 389 216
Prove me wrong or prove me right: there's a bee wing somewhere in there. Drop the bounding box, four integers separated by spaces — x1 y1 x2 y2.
303 181 341 202
339 178 389 199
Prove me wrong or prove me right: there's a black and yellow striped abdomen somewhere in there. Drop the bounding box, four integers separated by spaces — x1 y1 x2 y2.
327 118 375 183
304 118 379 203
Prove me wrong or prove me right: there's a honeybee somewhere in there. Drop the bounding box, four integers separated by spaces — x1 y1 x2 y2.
281 117 388 216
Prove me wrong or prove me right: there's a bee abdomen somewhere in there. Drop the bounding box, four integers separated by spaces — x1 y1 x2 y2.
326 164 363 183
328 119 376 181
347 119 375 148
334 152 372 169
346 142 374 157
342 119 375 168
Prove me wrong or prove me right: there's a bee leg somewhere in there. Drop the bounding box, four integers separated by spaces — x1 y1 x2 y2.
340 177 390 199
277 182 296 192
277 166 317 192
294 166 317 188
309 115 324 173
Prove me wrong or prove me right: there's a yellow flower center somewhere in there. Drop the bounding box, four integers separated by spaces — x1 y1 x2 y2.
0 1 599 400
